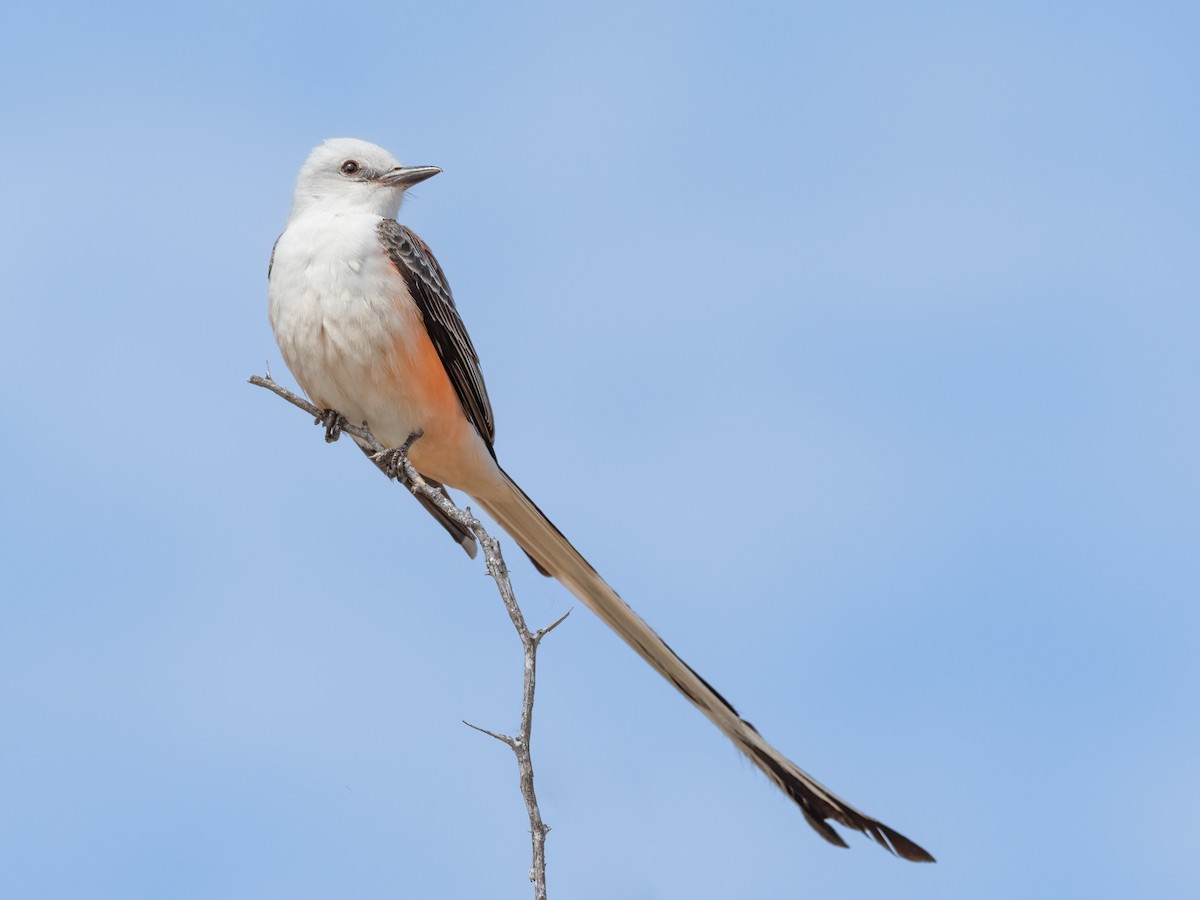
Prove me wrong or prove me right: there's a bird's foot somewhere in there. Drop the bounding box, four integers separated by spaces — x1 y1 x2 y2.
314 409 347 443
373 430 424 480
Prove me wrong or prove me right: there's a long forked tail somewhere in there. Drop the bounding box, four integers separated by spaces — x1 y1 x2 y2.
476 468 934 862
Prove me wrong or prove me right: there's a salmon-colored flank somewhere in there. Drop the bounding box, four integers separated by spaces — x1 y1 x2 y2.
380 315 479 490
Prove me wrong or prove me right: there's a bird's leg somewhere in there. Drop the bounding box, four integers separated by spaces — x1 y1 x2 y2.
373 430 425 482
313 408 348 443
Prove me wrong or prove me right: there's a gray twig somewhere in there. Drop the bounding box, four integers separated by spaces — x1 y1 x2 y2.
249 372 561 899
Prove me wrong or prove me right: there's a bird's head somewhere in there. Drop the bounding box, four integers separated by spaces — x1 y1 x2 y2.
287 138 441 221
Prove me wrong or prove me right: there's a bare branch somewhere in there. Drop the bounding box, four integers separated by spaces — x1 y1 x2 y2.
248 374 385 450
250 372 559 900
533 609 573 644
463 720 516 748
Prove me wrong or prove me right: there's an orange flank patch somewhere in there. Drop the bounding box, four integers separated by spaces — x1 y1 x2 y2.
379 318 479 489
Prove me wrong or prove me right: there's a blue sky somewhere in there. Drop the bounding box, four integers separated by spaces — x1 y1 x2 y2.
2 1 1197 897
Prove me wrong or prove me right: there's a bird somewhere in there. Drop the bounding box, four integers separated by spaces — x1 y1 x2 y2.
266 137 934 862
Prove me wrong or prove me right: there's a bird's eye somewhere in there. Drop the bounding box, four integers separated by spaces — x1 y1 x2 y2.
340 160 360 175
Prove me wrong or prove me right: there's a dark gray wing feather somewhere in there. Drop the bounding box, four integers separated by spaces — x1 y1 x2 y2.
377 220 496 451
377 221 554 575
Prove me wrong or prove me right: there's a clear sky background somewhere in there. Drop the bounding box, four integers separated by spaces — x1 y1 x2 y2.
2 2 1197 897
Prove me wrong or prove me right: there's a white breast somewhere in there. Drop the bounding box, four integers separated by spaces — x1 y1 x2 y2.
267 211 426 440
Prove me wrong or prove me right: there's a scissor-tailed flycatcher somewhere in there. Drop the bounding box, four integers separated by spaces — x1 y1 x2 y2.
267 138 933 862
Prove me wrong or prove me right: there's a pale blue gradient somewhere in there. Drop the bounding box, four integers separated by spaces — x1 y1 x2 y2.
2 2 1197 897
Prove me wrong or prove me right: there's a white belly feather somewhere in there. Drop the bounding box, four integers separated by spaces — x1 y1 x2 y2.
268 211 428 444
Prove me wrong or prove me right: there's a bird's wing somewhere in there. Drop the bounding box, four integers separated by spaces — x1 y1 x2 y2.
377 219 496 450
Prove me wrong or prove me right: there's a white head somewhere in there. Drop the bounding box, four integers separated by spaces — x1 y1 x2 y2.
287 138 441 222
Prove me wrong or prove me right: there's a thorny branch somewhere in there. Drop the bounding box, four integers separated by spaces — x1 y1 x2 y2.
250 372 564 900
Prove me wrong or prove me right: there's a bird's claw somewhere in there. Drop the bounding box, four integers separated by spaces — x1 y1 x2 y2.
372 430 424 481
374 448 406 480
315 409 347 443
